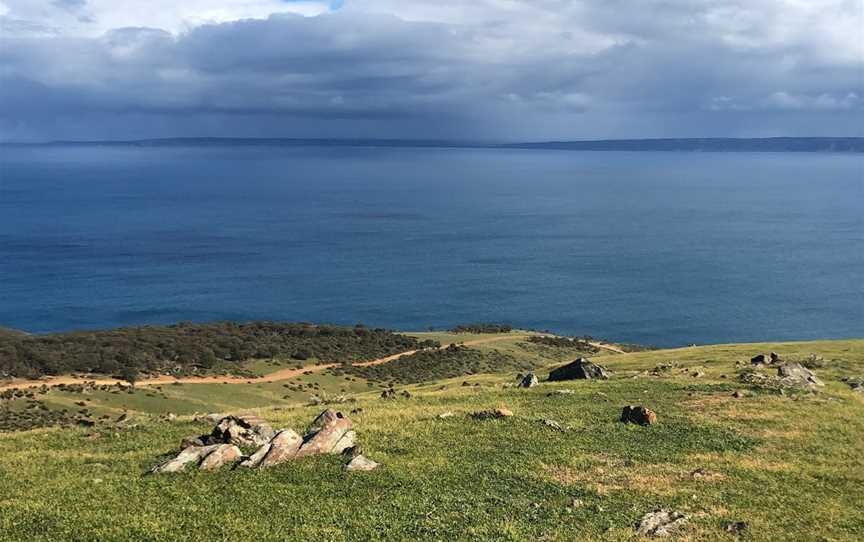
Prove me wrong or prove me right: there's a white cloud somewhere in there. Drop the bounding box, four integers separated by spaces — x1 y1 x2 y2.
0 0 332 36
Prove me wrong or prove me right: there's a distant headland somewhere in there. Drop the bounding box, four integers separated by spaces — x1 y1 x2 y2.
3 136 863 152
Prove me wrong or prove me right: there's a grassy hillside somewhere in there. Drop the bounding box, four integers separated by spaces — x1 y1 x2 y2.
0 336 861 541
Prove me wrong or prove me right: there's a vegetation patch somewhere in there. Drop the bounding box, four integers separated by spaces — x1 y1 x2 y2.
0 322 423 379
332 345 533 384
524 336 599 353
451 323 513 334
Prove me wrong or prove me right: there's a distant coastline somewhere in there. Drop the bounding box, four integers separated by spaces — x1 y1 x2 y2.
2 136 863 153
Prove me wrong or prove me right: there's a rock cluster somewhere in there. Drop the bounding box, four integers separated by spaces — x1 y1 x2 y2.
547 358 609 381
152 410 377 474
620 405 657 426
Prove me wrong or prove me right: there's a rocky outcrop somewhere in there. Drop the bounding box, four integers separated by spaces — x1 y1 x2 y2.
547 358 609 381
154 409 377 474
620 405 657 426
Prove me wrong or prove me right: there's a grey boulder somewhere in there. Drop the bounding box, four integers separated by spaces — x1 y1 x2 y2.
777 363 824 387
547 358 609 381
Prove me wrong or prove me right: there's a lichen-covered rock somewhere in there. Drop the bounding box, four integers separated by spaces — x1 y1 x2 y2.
151 445 219 474
259 429 303 468
636 509 688 537
296 410 354 458
518 373 539 388
777 363 823 387
345 455 379 472
198 444 241 471
547 358 609 381
209 415 274 447
621 405 657 426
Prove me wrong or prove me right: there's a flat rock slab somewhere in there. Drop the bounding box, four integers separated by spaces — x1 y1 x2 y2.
345 455 379 472
636 509 688 537
548 358 609 381
152 445 220 474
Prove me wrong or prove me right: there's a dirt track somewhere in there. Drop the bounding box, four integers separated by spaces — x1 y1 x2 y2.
0 334 540 391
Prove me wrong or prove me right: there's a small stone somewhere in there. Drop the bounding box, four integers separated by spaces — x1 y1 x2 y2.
691 371 705 378
541 419 563 431
437 411 455 419
345 454 379 472
636 509 688 537
769 352 781 363
724 521 749 534
689 468 707 479
547 389 575 396
732 390 747 399
620 405 657 426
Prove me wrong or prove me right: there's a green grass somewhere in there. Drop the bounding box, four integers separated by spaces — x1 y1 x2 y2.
0 338 862 541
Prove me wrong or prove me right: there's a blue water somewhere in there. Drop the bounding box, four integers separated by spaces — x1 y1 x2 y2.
1 145 862 346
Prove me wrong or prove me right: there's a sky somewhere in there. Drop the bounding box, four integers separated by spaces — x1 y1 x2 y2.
1 0 862 141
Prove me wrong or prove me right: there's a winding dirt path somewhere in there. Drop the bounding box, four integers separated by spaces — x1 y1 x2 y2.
0 334 532 391
588 341 627 354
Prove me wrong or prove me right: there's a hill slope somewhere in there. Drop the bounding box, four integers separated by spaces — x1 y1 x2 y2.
0 336 861 541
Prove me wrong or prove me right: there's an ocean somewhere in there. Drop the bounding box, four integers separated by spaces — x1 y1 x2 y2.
1 145 862 346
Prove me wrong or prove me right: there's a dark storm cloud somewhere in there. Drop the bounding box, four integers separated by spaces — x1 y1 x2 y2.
0 2 861 141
